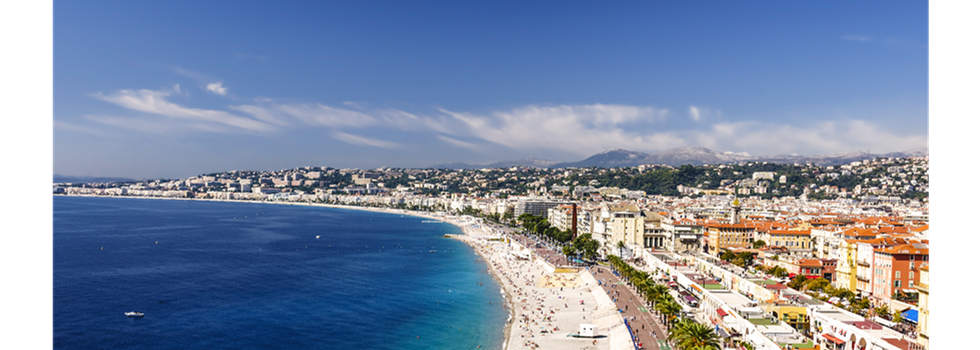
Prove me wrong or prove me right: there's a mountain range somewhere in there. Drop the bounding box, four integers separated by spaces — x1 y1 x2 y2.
428 146 928 169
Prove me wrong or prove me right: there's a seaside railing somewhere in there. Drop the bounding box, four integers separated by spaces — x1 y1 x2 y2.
623 317 641 350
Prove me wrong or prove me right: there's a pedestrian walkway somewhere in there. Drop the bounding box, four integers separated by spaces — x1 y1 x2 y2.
593 265 669 349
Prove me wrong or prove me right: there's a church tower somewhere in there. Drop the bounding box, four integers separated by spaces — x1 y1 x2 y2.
730 190 741 224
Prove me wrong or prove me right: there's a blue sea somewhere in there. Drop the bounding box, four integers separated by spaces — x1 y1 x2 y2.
54 196 507 349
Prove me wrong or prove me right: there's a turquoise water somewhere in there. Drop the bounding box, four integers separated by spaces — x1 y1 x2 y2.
53 196 507 349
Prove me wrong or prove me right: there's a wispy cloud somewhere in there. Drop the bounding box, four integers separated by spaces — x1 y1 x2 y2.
83 84 925 157
259 103 377 127
83 115 179 134
437 135 481 150
440 104 678 156
685 120 927 156
842 34 873 42
173 67 209 81
229 101 450 132
333 131 401 149
206 82 228 96
689 106 701 122
92 88 275 133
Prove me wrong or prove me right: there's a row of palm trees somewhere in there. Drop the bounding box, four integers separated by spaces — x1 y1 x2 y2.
607 256 722 350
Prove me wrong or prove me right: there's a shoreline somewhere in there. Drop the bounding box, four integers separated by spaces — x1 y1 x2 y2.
56 194 517 349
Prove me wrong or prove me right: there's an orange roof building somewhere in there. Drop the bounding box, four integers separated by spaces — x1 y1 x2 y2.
871 243 929 302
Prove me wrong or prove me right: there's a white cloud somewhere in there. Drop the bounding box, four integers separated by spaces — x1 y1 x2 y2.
333 131 401 149
437 135 481 150
206 82 228 96
685 120 927 156
173 84 181 94
92 89 274 133
229 101 451 132
86 85 925 157
267 103 376 127
226 105 293 127
440 104 678 156
84 115 179 134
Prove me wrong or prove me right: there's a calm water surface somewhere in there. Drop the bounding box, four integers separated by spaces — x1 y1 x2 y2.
54 196 507 349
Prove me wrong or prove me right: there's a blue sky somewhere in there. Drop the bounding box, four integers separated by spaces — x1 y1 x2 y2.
54 1 928 179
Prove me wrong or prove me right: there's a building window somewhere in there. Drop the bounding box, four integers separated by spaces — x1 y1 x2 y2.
896 271 900 279
910 271 914 280
894 280 900 288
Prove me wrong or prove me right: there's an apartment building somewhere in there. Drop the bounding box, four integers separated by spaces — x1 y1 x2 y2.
757 229 813 252
706 222 756 256
514 200 565 218
855 237 913 297
871 243 929 302
662 217 704 253
915 266 929 348
546 204 591 235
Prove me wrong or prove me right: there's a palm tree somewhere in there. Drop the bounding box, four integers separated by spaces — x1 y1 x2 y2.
616 240 626 258
662 301 683 330
870 305 890 319
654 297 682 328
891 309 905 324
649 284 670 305
669 319 722 350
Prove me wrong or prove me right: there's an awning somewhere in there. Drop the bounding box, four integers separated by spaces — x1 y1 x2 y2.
715 324 731 338
874 316 897 328
716 308 728 317
822 333 846 345
902 309 919 323
684 295 697 302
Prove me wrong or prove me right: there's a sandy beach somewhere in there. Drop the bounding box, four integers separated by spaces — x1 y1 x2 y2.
449 221 635 350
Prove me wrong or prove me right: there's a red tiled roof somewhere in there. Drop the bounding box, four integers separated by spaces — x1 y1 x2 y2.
798 259 822 267
877 243 929 255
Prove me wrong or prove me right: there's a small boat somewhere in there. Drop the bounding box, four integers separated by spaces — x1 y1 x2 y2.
315 235 321 239
429 250 437 253
125 311 144 317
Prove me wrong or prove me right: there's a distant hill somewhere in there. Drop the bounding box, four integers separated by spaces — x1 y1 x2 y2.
432 146 929 170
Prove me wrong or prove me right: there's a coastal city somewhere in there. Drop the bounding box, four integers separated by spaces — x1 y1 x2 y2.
12 1 957 349
57 155 930 350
